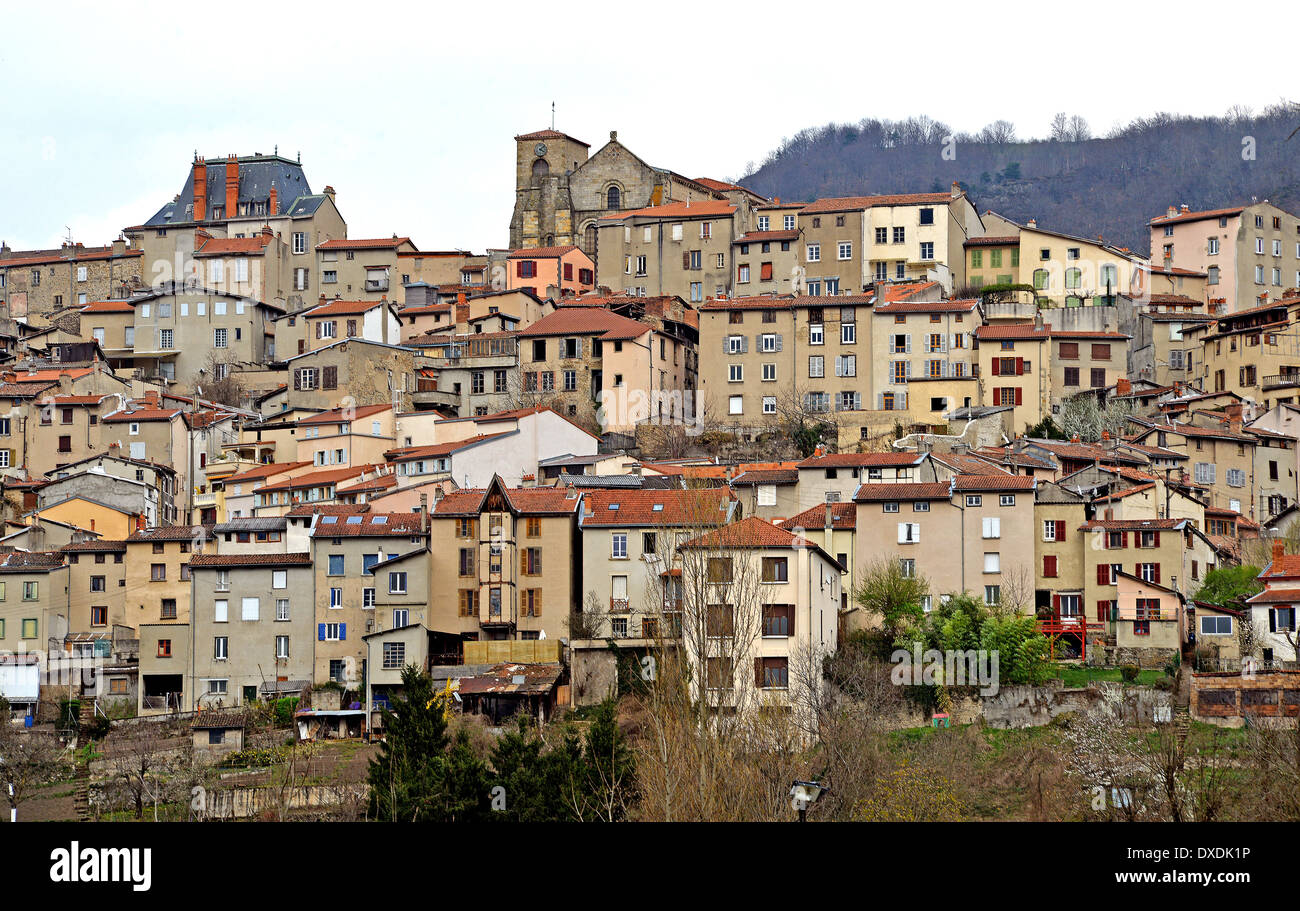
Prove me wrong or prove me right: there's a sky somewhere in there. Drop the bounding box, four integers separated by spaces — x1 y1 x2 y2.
1 0 1294 254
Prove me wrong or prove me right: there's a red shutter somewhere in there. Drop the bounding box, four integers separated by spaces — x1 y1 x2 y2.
1153 563 1161 584
1097 600 1109 621
1014 387 1023 406
515 261 524 277
1044 555 1057 577
1016 357 1024 375
754 657 765 688
991 359 1001 376
1055 520 1066 541
1051 593 1061 613
1153 531 1161 547
1097 564 1109 585
993 388 1001 406
1121 532 1128 548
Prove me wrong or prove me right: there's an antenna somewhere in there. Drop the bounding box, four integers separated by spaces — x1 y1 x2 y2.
551 101 555 130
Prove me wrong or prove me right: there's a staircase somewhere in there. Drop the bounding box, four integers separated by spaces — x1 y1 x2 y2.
1172 666 1192 768
73 698 94 821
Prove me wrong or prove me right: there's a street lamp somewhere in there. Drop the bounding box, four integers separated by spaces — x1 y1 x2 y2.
789 779 828 822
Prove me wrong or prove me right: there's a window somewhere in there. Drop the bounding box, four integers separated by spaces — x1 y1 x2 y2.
982 517 1001 538
276 599 290 622
892 227 905 243
383 641 406 669
984 586 1000 606
762 395 776 415
757 656 789 689
389 572 408 594
1200 615 1232 636
761 557 789 583
214 636 228 661
160 598 177 620
729 395 743 415
897 522 920 544
809 355 824 378
806 243 820 262
837 241 852 260
612 533 628 559
328 554 345 575
983 553 1000 574
920 242 934 260
841 322 856 344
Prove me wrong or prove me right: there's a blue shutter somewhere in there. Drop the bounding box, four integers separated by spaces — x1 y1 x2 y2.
318 623 326 641
339 622 346 641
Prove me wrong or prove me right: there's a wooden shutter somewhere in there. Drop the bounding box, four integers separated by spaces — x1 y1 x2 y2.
1153 563 1161 584
323 366 338 390
991 359 1000 376
1121 532 1128 548
683 252 691 270
1097 564 1109 585
318 623 326 641
1015 357 1024 375
515 260 524 277
1097 600 1108 621
293 370 302 390
1051 593 1061 612
1055 520 1066 541
754 657 765 688
1044 555 1057 577
338 623 346 640
520 549 527 576
1153 531 1160 547
993 389 1001 406
533 589 541 617
1014 387 1023 406
1270 609 1277 633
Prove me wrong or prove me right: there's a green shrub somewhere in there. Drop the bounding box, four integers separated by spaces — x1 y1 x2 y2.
1120 664 1140 683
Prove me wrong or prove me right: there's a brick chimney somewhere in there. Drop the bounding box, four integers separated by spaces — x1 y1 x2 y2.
224 155 239 218
1273 540 1285 563
455 291 469 324
193 157 207 221
1116 377 1131 396
269 183 278 216
1167 205 1178 219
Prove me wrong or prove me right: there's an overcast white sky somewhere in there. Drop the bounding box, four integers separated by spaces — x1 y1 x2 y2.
1 0 1293 253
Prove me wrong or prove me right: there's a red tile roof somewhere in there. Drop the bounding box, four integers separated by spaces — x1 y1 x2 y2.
0 247 142 267
257 464 381 493
950 473 1036 491
1260 554 1300 579
881 281 942 303
580 488 733 527
679 515 825 550
783 503 856 530
974 323 1051 340
730 468 799 486
297 403 392 425
309 512 427 537
126 524 213 542
1050 330 1130 340
506 245 582 259
964 235 1020 247
854 482 952 501
875 297 979 314
307 299 389 317
800 193 951 214
223 461 313 484
189 553 313 567
80 299 134 313
195 234 272 257
517 307 650 340
1245 587 1300 603
798 452 924 468
286 503 371 517
693 177 756 195
316 237 413 251
13 368 93 382
103 407 181 423
698 296 793 312
1149 206 1244 226
383 433 511 461
1078 518 1185 531
600 200 736 221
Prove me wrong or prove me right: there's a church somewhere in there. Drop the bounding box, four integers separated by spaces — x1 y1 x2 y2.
508 128 765 261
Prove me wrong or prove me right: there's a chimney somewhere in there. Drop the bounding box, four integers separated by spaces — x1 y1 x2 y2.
1101 431 1110 441
951 181 962 199
193 157 207 221
456 291 469 324
1026 218 1037 229
419 493 429 535
269 183 278 216
1273 540 1285 563
225 154 239 218
323 185 336 199
1180 204 1190 213
1167 205 1178 219
1116 377 1131 396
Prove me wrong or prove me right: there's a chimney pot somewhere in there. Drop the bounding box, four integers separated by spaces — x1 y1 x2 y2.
1273 540 1285 563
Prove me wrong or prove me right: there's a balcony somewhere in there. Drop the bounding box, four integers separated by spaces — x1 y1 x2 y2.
609 598 631 613
1262 372 1300 391
365 279 390 293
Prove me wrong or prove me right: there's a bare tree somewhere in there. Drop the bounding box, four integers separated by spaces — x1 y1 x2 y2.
0 700 66 821
195 350 244 407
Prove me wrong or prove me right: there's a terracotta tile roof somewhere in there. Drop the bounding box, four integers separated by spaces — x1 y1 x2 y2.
0 382 57 398
963 235 1020 247
514 129 589 146
680 515 825 550
854 481 952 501
880 281 942 303
0 247 142 267
189 552 313 567
1245 587 1300 603
13 368 93 382
734 230 800 244
730 468 798 486
698 295 793 312
399 303 451 316
1149 206 1244 226
1139 421 1255 443
798 452 925 468
60 539 127 552
383 433 510 461
195 234 272 257
310 512 426 537
45 395 110 405
103 407 181 423
306 299 389 317
506 245 582 258
974 323 1051 340
580 488 733 527
1260 554 1300 579
223 461 313 484
875 297 979 314
783 502 856 530
258 464 382 493
126 524 213 542
433 486 581 516
1148 266 1207 277
297 403 392 425
600 200 736 221
80 299 134 313
286 503 371 517
316 237 413 251
517 307 650 340
800 193 951 214
1050 330 1130 340
693 177 756 194
0 551 65 571
1096 481 1156 500
1078 518 1185 531
951 472 1035 491
191 710 248 730
336 473 398 494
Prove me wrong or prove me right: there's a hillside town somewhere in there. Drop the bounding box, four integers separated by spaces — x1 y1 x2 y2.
1 126 1299 826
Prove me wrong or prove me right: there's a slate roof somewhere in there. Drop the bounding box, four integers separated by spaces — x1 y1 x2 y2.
146 155 312 227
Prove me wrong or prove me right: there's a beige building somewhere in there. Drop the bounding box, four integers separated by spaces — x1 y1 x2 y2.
1128 419 1258 516
430 480 581 643
189 552 315 707
596 200 741 302
974 322 1052 432
315 237 417 301
58 539 128 634
1002 217 1148 308
285 339 418 412
0 240 144 317
1048 330 1130 407
873 297 981 421
852 473 1037 609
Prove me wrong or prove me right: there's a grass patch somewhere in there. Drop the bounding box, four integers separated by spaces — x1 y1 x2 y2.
1053 664 1164 687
